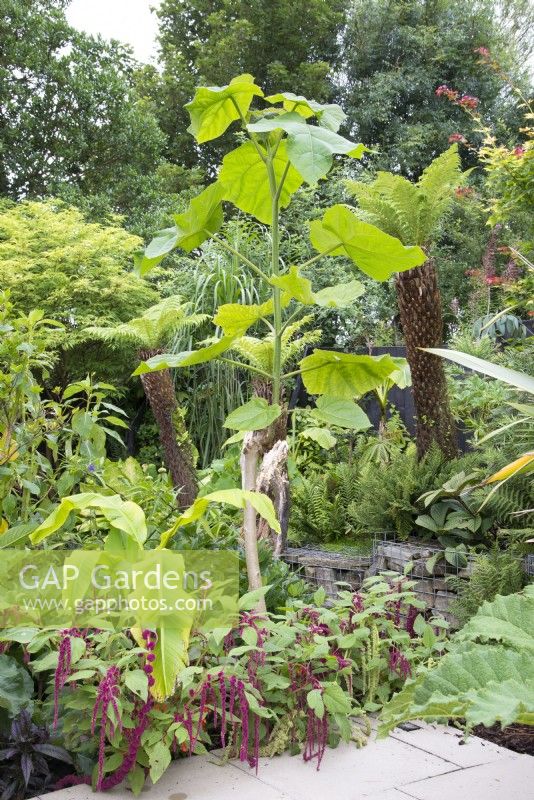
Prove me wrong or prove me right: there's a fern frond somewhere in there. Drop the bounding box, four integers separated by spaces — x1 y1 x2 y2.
346 145 463 247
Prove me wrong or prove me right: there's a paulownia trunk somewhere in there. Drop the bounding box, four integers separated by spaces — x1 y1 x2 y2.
395 260 458 460
139 349 197 507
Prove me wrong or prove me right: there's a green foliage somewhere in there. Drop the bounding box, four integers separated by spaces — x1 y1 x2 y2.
0 201 158 384
1 0 165 213
341 0 531 176
146 0 347 168
379 587 534 735
0 655 34 728
348 446 486 539
448 549 527 626
290 462 362 543
346 146 464 246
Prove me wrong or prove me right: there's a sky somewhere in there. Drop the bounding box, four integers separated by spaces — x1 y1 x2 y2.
66 0 161 63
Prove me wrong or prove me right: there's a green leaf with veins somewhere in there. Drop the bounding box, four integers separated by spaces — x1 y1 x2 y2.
270 265 364 307
310 396 371 430
310 205 427 280
248 113 366 184
172 182 224 252
219 140 302 223
133 337 236 375
224 398 282 431
214 299 275 336
265 93 346 132
299 350 398 398
300 427 337 449
185 73 263 143
134 183 224 275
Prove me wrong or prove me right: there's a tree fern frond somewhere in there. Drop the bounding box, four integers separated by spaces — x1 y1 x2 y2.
86 296 207 351
346 145 463 247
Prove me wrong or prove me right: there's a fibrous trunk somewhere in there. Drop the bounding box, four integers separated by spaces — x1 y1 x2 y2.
139 349 197 507
395 260 458 460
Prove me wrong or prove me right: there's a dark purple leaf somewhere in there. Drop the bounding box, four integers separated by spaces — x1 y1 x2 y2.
34 744 73 763
20 752 33 787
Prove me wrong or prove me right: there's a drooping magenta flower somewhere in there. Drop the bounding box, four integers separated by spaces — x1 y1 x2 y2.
388 647 412 679
92 666 122 790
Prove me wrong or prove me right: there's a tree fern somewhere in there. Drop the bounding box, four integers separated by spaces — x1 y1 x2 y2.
230 315 321 374
346 144 463 247
88 295 208 351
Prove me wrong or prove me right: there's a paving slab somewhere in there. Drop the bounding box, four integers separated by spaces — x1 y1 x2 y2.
400 754 534 800
390 721 510 767
39 758 292 800
230 739 458 799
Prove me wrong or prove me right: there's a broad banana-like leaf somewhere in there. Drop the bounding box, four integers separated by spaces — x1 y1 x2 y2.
158 489 280 549
424 349 534 395
132 625 189 702
30 493 147 546
185 74 263 143
219 140 302 224
299 350 398 398
483 452 534 484
224 398 282 431
133 337 236 375
310 396 371 431
248 112 366 184
265 92 346 131
310 205 426 280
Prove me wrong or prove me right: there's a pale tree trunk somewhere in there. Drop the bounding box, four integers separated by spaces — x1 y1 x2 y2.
395 260 458 460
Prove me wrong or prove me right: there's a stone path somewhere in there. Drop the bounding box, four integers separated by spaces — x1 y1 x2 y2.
43 722 534 800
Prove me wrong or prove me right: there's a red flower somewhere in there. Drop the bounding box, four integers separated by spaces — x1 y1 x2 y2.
449 133 467 144
436 84 458 101
455 186 473 198
474 46 490 59
513 146 526 157
458 94 479 109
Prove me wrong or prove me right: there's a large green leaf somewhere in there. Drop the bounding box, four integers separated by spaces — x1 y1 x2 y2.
425 349 534 395
455 592 534 653
224 398 282 431
159 489 280 549
133 228 179 276
214 300 274 336
310 205 427 280
248 113 366 184
299 350 398 398
0 654 34 719
270 265 364 307
185 74 263 143
265 92 346 132
219 140 303 224
300 427 337 449
132 625 189 703
379 644 534 735
30 493 147 546
133 337 236 375
310 395 371 431
134 184 224 275
172 182 224 252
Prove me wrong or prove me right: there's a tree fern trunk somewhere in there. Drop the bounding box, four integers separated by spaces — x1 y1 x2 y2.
395 260 458 460
139 349 197 507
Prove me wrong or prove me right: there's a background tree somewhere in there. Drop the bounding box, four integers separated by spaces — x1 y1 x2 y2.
0 200 158 385
139 0 347 169
341 0 532 176
347 145 464 458
88 297 206 506
0 0 164 219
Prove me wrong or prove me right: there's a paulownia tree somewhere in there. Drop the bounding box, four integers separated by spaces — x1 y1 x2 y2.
88 297 205 507
347 146 464 460
135 75 427 605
